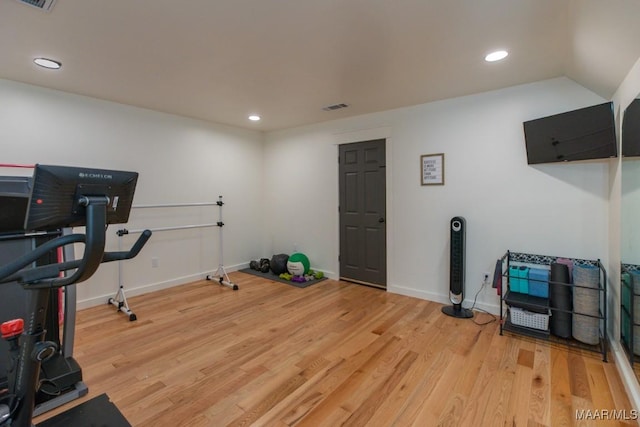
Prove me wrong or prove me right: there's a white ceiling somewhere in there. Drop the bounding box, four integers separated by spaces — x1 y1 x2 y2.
1 0 639 131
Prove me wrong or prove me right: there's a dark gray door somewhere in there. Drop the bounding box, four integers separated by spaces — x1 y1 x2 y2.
339 139 386 288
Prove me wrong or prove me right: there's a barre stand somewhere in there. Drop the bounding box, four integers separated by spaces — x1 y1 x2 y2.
107 199 236 320
108 228 137 321
206 195 238 290
111 221 222 320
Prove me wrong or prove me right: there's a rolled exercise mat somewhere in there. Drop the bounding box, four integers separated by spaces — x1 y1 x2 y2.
572 264 600 345
556 257 574 282
549 262 572 338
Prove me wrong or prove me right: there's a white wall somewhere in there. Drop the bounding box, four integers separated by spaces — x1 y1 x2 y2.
0 79 265 308
0 77 613 316
264 77 610 312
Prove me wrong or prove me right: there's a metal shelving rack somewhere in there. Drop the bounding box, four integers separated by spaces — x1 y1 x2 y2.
621 264 640 367
499 250 607 361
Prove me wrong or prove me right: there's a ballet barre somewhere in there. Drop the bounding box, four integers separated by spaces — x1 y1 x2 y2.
132 202 219 209
107 198 237 320
117 223 219 234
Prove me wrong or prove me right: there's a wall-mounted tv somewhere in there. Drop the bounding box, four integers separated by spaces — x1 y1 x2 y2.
622 98 640 157
523 102 617 165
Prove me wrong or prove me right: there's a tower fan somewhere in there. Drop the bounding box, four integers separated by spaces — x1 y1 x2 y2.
442 216 473 318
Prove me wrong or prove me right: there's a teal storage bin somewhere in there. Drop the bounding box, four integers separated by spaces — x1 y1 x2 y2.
509 265 529 293
518 266 529 294
528 268 549 298
509 265 521 292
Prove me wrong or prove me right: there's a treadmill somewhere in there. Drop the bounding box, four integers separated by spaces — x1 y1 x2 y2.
0 175 87 416
0 164 150 427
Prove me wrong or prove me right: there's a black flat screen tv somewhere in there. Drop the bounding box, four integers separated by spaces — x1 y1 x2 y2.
622 98 640 157
24 164 138 231
523 102 617 165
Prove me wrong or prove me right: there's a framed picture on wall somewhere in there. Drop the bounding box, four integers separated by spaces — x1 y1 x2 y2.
421 153 444 185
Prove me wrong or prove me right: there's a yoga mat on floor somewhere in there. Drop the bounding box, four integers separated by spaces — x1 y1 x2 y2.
239 268 327 288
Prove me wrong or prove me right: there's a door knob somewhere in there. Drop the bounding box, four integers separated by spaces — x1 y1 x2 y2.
378 218 385 223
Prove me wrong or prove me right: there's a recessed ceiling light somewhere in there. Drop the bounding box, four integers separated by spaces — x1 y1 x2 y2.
34 58 62 69
485 50 508 62
248 115 261 121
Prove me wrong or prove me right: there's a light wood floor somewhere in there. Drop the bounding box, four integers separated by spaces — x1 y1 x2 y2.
35 272 636 426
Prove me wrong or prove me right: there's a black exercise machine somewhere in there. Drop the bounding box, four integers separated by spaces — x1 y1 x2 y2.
0 164 151 427
0 174 86 418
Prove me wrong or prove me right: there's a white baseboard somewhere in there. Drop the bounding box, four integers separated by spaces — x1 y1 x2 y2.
320 269 337 280
387 284 501 315
609 339 640 419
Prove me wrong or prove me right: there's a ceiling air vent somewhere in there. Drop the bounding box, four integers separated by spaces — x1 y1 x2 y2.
322 103 349 112
15 0 56 11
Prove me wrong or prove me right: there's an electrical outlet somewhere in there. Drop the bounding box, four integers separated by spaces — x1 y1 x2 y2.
483 271 491 285
152 257 159 268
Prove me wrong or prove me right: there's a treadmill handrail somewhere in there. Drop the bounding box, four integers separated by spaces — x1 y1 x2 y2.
0 234 85 284
0 195 152 289
0 231 151 288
